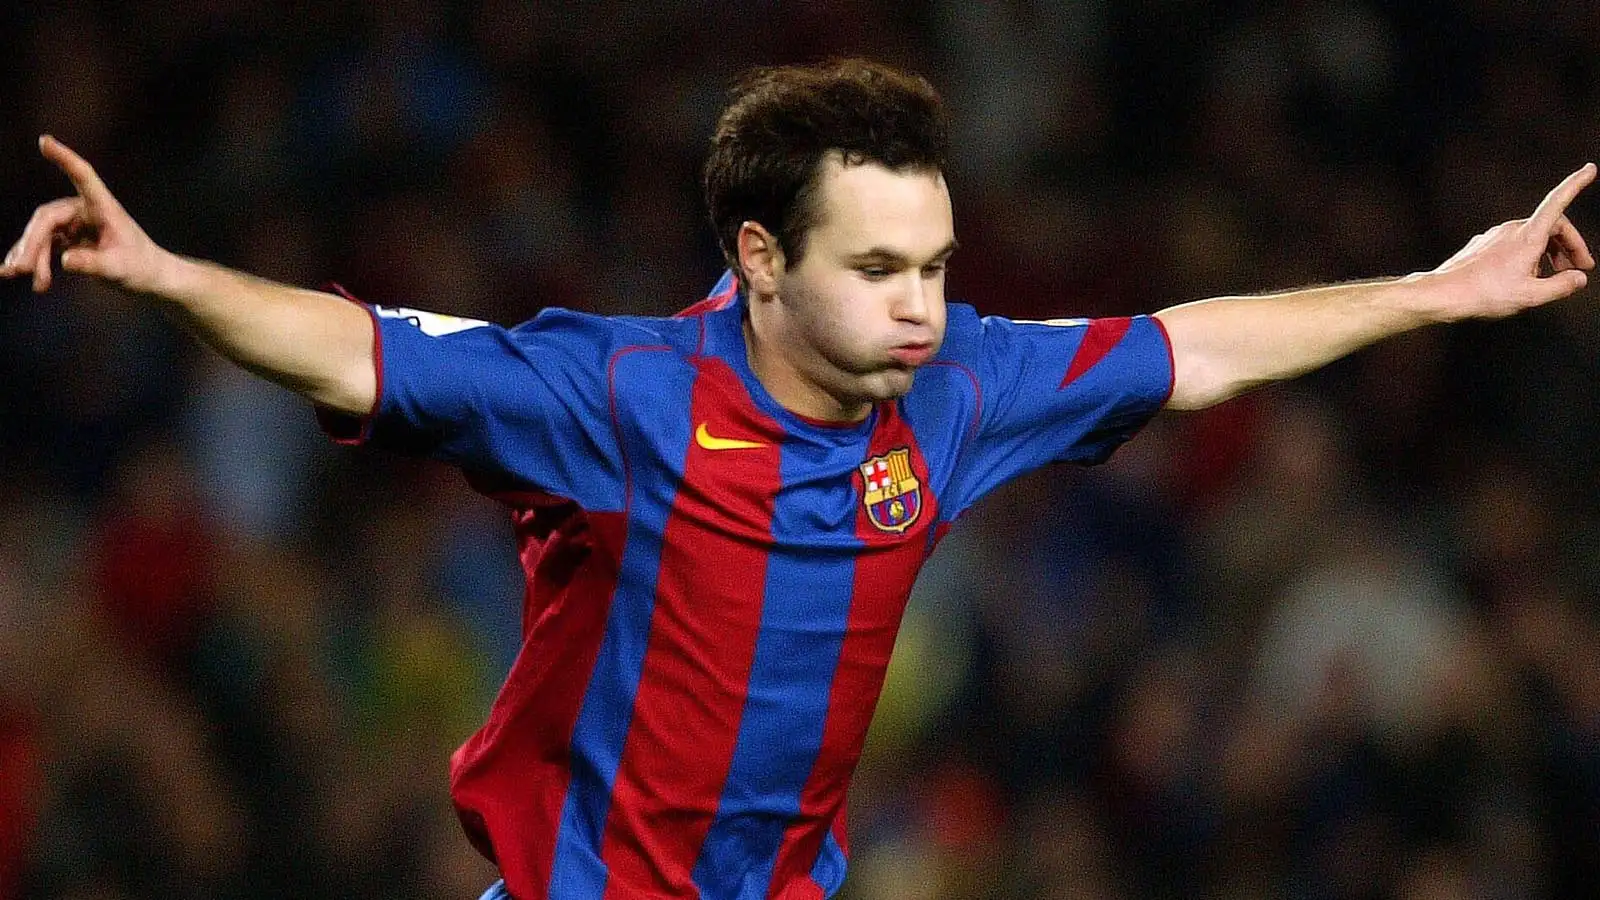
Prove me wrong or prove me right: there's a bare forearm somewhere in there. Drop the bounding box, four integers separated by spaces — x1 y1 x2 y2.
149 253 377 414
0 138 380 415
1153 274 1445 410
1151 165 1598 411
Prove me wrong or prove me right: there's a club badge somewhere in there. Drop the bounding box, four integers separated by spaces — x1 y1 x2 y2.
859 448 922 533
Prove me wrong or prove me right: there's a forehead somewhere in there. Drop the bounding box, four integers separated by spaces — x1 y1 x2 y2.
806 154 954 256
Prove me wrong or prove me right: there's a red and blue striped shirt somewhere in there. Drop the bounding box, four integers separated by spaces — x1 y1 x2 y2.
327 272 1173 898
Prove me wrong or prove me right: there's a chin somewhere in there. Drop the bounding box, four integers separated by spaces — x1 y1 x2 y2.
864 369 916 401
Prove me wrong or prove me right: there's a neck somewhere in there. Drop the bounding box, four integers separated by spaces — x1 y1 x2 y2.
742 315 871 423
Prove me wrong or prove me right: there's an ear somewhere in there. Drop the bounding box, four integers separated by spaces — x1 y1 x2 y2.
736 221 784 298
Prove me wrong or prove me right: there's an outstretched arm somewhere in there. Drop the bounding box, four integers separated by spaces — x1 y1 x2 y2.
0 136 376 415
1154 164 1596 410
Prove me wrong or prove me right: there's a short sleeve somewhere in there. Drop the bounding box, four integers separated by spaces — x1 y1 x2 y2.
942 312 1173 513
320 304 625 511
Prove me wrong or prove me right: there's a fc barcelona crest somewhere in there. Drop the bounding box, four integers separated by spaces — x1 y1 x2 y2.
859 448 922 533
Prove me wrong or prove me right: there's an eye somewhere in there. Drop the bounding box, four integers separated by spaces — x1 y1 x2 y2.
859 266 892 281
921 263 947 278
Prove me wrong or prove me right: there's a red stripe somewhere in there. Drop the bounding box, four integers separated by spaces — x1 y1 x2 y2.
766 404 935 897
599 357 783 897
673 274 742 319
449 507 628 897
1058 317 1132 389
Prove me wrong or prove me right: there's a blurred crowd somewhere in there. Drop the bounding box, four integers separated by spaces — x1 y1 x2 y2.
3 1 1600 898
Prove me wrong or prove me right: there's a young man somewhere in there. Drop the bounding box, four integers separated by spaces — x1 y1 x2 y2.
2 59 1592 900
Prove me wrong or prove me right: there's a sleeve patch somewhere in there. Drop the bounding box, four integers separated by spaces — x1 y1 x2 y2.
375 305 491 337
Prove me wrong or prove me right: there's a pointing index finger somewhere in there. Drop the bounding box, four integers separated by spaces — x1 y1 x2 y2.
1530 162 1597 233
38 134 117 209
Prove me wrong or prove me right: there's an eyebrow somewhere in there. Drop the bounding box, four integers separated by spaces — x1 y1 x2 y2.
846 239 960 265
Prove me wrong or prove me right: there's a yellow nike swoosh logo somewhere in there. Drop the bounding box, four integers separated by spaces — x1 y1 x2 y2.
695 422 767 451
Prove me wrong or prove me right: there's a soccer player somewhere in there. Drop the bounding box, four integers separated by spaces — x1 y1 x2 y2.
2 60 1593 900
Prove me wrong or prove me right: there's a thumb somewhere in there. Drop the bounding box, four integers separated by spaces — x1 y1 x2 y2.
60 247 107 278
1537 267 1588 303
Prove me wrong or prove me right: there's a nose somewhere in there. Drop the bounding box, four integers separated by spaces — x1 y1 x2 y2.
893 273 930 325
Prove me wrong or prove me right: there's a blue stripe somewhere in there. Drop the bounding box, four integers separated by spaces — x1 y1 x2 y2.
548 349 696 897
477 880 512 900
690 439 862 899
809 829 848 896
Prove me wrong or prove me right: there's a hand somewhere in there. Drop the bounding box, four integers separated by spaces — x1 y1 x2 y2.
0 135 170 295
1426 163 1597 320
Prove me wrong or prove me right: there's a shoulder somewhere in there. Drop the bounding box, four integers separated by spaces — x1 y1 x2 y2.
935 304 1116 366
906 303 986 411
933 302 985 362
510 308 704 361
935 303 1088 352
936 302 1080 367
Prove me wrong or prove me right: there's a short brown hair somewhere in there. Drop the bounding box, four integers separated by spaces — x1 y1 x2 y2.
703 59 950 277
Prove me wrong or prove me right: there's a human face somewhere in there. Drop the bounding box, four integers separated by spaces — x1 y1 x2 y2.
755 156 955 421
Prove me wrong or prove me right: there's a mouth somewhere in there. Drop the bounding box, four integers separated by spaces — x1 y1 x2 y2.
887 343 934 367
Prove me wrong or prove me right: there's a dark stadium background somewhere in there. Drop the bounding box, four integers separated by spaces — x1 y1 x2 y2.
3 2 1600 898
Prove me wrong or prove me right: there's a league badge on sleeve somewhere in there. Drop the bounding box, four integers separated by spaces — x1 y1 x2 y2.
859 448 922 534
375 305 490 337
